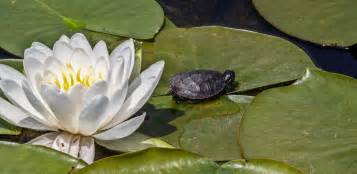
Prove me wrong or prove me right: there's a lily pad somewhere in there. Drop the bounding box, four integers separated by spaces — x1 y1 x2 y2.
180 115 242 161
218 159 303 174
139 96 243 160
0 0 164 56
252 0 357 47
74 148 302 174
239 68 357 174
74 148 219 174
0 141 86 173
142 27 314 95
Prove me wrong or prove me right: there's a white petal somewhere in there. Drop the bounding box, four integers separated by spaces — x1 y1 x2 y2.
94 113 145 141
29 42 53 61
103 61 164 129
78 95 109 136
93 40 109 63
95 57 109 81
0 79 46 122
0 97 54 131
109 58 124 93
110 39 135 87
68 84 85 133
51 132 73 154
0 64 26 84
83 81 108 105
53 41 73 64
24 48 47 64
68 135 81 158
59 34 70 43
98 81 128 129
70 33 92 55
40 85 78 132
24 57 43 89
79 136 95 164
43 56 65 75
71 48 91 70
29 132 95 164
22 81 59 128
27 132 59 147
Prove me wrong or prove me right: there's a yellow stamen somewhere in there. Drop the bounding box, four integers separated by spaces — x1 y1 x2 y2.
44 63 103 92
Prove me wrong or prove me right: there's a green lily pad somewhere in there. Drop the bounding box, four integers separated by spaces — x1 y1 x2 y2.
142 27 314 95
0 0 164 56
74 148 302 174
139 96 243 160
180 115 242 161
218 159 303 174
240 68 357 174
0 141 86 173
74 148 219 174
252 0 357 47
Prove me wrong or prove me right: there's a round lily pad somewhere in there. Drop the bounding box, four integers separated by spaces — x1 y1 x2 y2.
240 68 357 174
74 148 219 174
0 141 85 173
253 0 357 47
180 115 242 161
142 26 314 95
74 148 302 174
0 0 164 56
139 96 243 160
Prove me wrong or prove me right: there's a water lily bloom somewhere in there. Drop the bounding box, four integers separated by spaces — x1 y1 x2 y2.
0 33 164 163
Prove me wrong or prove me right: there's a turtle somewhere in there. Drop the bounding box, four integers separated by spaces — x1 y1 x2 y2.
169 69 236 102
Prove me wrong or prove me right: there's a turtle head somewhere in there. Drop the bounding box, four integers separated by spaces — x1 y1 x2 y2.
223 70 235 85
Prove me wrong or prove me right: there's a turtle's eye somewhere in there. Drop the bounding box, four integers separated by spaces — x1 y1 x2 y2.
223 70 235 84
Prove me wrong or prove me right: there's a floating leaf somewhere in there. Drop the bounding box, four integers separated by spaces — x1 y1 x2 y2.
252 0 357 47
0 141 86 173
180 115 242 161
218 159 303 174
0 0 164 56
139 96 243 160
74 148 219 174
142 27 314 95
74 148 302 174
240 68 357 174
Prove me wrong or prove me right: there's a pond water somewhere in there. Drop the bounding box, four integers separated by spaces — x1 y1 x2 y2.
1 0 356 77
157 0 357 78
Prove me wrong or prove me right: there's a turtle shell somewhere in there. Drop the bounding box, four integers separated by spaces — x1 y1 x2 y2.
170 70 226 100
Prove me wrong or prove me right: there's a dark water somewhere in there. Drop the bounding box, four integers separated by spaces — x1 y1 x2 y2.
2 0 356 77
158 0 357 78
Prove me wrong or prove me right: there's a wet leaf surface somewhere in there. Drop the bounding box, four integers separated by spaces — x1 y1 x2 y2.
0 0 164 56
253 0 357 47
0 141 86 174
240 68 357 174
142 26 314 95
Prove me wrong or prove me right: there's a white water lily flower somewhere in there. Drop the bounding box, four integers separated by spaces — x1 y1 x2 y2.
0 33 164 163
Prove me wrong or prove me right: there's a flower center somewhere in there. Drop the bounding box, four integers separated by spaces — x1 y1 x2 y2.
44 64 103 91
